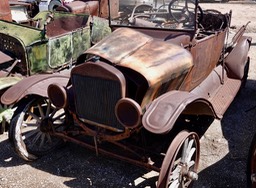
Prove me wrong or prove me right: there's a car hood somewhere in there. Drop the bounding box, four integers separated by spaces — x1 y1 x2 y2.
86 28 193 87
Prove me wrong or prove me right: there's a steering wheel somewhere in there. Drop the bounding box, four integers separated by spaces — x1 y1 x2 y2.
128 4 153 25
168 0 203 25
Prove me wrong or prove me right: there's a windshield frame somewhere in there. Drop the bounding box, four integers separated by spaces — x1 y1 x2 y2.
107 0 199 32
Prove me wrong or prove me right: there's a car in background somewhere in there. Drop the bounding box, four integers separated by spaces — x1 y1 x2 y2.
6 0 109 23
0 1 111 133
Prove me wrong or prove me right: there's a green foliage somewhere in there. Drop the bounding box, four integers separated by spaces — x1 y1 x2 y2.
0 105 14 124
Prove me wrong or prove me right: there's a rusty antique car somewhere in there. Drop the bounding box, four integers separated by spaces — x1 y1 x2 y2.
1 0 251 187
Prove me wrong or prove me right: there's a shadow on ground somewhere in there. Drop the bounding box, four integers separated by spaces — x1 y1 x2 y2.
0 135 159 187
194 79 256 188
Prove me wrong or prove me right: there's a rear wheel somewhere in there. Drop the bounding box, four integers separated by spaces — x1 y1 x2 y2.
248 133 256 188
9 97 71 161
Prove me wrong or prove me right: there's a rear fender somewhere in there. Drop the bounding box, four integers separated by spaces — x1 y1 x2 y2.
1 73 70 105
142 90 216 134
225 35 252 79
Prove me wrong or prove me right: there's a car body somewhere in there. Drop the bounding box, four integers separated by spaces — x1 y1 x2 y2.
1 0 251 187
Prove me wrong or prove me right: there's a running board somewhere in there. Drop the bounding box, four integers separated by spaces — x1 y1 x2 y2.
209 77 241 118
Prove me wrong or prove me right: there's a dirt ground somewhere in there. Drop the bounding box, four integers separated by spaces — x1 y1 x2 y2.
1 2 256 188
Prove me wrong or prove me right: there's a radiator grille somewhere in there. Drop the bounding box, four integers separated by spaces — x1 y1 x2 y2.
72 74 123 130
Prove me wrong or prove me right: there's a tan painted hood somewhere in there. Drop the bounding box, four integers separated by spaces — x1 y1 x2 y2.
86 28 193 86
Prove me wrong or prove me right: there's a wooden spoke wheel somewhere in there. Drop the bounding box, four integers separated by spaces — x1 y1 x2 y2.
9 97 71 161
158 130 200 188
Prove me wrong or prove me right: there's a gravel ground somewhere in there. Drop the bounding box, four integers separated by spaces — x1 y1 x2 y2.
1 2 256 188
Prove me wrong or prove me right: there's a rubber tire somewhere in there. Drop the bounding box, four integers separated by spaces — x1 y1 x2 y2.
247 133 256 188
9 97 67 161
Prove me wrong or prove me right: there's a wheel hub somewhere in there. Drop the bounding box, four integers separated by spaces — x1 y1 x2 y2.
186 170 198 180
179 163 198 182
40 117 53 133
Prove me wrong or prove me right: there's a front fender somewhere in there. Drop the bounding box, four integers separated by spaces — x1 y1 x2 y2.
142 90 216 134
1 73 70 105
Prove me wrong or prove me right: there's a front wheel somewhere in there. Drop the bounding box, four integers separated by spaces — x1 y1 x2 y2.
157 130 200 188
9 97 71 161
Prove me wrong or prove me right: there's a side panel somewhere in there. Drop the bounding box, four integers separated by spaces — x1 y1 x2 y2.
28 27 91 74
48 33 73 69
180 31 226 91
27 42 48 74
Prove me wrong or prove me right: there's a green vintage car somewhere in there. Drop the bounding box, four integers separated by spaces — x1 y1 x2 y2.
0 10 110 132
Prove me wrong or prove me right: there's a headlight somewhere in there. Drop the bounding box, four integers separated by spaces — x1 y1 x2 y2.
47 84 67 108
115 98 142 128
